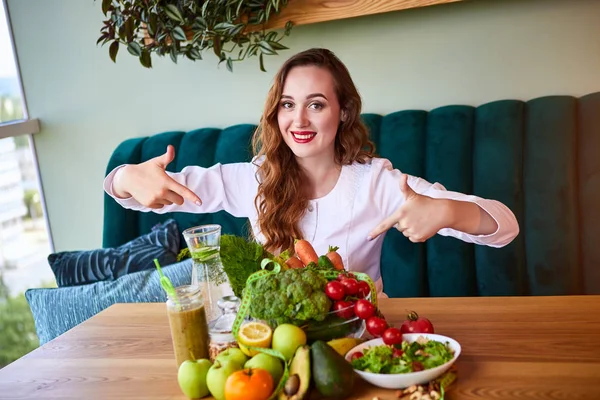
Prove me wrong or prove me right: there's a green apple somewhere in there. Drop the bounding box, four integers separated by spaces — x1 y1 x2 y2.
214 347 248 368
271 324 307 361
244 353 284 384
177 358 212 399
206 360 242 400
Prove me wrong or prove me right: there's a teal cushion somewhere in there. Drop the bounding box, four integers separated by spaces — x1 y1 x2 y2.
48 219 180 287
26 259 193 345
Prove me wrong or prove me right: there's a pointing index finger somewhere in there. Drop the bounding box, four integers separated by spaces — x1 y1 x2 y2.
367 212 399 241
168 180 202 206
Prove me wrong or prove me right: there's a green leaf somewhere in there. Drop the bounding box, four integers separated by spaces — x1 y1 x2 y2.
259 53 266 72
249 44 259 56
170 47 178 64
101 0 111 15
258 40 277 55
164 4 184 23
257 10 265 23
192 16 207 31
125 18 134 41
236 1 245 16
229 24 245 37
265 31 277 42
284 20 293 35
226 57 233 72
172 26 186 41
96 33 109 46
214 22 235 32
109 41 119 63
265 2 272 21
140 50 152 68
149 14 158 36
189 47 202 60
201 0 210 17
267 40 288 50
127 41 142 57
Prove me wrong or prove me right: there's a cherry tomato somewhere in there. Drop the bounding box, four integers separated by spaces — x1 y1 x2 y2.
224 368 273 400
350 351 363 360
392 348 404 358
400 311 435 334
340 278 359 296
353 299 376 320
337 272 356 281
333 300 355 319
366 316 388 336
356 281 370 298
382 327 403 346
325 281 346 301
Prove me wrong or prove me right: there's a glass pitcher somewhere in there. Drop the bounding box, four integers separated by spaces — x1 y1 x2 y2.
182 224 233 325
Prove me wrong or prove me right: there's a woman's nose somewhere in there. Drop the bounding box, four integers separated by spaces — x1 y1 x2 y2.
293 108 309 128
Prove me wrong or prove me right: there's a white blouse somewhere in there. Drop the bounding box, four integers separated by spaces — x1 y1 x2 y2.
104 157 519 296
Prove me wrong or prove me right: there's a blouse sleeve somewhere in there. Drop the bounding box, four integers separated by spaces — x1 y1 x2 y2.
371 158 519 248
103 162 258 218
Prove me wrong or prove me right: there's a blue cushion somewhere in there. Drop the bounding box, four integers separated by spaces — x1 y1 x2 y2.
26 259 193 345
48 219 180 287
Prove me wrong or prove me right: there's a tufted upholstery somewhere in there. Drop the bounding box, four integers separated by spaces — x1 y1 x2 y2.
104 92 600 298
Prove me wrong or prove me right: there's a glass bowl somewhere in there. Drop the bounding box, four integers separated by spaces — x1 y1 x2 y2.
302 304 366 343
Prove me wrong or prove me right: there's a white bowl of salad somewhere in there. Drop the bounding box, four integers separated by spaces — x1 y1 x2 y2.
345 333 461 389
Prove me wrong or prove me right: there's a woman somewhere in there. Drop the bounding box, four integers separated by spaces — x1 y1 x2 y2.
104 48 519 296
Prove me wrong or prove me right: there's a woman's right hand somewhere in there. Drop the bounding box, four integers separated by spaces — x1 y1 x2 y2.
112 145 202 209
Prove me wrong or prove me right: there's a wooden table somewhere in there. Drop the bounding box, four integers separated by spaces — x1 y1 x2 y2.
2 296 600 399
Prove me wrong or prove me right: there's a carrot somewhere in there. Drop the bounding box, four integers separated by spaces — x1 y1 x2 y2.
326 246 345 270
294 239 319 266
286 256 305 269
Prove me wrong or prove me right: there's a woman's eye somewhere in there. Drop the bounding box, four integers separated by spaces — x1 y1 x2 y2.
281 101 294 109
309 102 324 110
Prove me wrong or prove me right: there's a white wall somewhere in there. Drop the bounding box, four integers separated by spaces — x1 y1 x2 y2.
7 0 600 251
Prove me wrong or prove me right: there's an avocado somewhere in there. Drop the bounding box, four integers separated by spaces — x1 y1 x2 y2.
279 345 311 400
310 340 355 399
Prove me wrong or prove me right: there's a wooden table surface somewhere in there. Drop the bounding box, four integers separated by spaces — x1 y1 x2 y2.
1 296 600 399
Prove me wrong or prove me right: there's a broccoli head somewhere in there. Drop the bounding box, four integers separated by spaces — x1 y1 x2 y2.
247 268 332 325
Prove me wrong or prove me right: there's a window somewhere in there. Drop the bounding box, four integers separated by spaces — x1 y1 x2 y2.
0 0 54 368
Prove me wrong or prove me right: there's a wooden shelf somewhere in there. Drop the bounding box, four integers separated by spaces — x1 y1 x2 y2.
263 0 464 30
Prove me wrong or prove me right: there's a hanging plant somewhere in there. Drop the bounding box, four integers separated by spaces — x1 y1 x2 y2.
95 0 293 72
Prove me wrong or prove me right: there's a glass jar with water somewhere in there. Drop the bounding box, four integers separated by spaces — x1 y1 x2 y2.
182 224 234 325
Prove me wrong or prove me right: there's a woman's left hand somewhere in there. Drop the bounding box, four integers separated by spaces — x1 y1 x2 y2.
368 174 452 242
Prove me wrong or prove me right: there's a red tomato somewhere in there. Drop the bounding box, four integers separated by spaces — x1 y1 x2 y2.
333 300 355 319
400 311 435 334
366 316 388 336
325 281 346 301
356 281 370 298
350 351 363 360
382 327 403 346
340 278 359 296
353 299 376 320
392 348 404 358
337 272 356 281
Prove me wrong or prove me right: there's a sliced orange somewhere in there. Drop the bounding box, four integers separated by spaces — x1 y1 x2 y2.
237 321 272 357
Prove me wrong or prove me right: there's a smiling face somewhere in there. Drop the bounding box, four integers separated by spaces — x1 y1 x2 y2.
277 65 343 163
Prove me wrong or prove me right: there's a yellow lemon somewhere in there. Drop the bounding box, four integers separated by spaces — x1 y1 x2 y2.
237 321 272 357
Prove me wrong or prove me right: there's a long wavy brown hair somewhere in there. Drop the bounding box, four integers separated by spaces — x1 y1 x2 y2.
252 48 375 253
